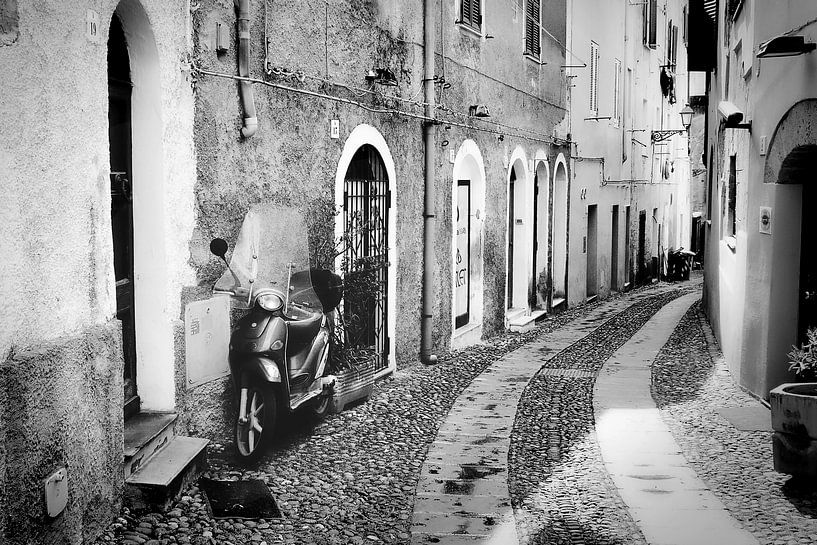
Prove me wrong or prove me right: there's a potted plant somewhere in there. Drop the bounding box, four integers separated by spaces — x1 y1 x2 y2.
771 327 817 479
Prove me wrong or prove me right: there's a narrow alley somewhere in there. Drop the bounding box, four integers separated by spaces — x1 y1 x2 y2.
89 280 816 545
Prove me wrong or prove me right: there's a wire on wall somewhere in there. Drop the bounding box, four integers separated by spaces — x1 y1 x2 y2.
195 68 569 146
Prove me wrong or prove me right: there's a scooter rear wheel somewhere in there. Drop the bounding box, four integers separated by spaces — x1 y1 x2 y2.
234 384 278 463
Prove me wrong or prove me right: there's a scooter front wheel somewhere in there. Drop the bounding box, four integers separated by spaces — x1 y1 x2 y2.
234 384 278 463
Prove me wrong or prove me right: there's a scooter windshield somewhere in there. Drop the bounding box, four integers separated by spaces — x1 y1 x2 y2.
214 203 321 311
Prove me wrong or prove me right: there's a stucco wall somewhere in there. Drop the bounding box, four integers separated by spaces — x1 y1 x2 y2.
703 0 817 398
566 0 691 306
0 0 195 542
184 0 567 380
0 323 122 544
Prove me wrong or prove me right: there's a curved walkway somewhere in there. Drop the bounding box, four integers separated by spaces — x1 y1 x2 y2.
594 293 758 545
411 288 757 545
410 288 686 544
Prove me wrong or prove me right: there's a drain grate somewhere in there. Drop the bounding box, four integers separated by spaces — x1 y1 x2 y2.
538 368 596 379
199 478 283 520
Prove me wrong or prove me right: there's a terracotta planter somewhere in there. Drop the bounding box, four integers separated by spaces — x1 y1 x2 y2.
771 382 817 479
330 357 376 413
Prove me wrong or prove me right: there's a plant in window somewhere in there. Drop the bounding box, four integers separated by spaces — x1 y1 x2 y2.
788 327 817 381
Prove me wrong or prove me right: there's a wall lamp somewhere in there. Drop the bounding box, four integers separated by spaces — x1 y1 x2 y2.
651 104 694 143
364 68 398 86
757 35 816 58
468 104 491 117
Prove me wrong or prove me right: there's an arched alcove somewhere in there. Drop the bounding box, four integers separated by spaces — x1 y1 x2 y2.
505 147 531 313
533 156 550 308
764 100 817 391
451 140 486 347
334 124 397 374
552 154 569 303
110 0 173 412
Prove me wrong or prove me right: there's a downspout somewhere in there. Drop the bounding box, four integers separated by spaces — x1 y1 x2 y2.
420 0 438 364
236 0 258 138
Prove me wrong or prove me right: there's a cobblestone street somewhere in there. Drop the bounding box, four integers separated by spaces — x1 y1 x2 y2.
93 279 817 545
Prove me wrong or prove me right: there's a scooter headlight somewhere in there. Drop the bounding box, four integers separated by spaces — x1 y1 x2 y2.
256 293 284 312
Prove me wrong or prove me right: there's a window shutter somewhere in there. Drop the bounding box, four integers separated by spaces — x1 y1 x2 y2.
613 59 621 125
525 0 541 57
590 42 599 113
672 25 678 65
461 0 481 29
648 0 657 48
643 3 649 45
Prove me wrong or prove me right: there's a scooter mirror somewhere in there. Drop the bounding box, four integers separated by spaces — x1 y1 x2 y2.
210 238 229 259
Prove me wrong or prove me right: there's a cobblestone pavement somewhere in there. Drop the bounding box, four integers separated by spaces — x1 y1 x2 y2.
508 287 694 545
653 302 817 545
94 286 664 545
97 278 783 545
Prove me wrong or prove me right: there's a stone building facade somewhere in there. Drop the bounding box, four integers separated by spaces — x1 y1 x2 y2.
0 1 568 543
564 0 693 306
697 0 817 399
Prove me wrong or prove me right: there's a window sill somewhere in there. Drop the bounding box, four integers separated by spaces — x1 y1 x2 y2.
456 22 483 39
524 53 545 65
724 235 737 252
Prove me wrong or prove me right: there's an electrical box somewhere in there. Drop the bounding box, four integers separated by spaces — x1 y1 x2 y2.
185 297 230 388
330 120 340 139
44 468 68 518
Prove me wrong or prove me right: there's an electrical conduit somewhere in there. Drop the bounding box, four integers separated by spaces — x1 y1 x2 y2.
236 0 258 138
420 0 437 364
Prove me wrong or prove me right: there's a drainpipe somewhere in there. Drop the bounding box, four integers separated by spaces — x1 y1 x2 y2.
420 0 438 365
236 0 258 138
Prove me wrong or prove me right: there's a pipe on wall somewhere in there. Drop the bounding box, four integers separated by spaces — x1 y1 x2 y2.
236 0 258 138
420 0 438 365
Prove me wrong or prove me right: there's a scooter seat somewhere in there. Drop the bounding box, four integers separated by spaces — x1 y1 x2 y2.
287 311 323 346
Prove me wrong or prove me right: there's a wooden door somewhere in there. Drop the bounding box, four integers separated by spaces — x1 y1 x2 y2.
109 15 139 418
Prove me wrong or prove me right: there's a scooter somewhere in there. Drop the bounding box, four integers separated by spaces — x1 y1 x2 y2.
209 204 342 462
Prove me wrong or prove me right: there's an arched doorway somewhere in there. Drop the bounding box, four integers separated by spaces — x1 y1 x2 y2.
340 144 392 373
552 156 569 305
764 99 817 391
533 159 550 308
108 1 172 413
506 156 530 311
108 13 137 417
451 140 486 347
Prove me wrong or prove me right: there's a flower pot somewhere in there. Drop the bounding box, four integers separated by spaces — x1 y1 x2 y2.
330 357 376 413
770 382 817 438
771 382 817 480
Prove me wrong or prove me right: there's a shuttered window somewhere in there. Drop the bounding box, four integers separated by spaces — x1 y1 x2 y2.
460 0 482 32
590 41 599 114
613 59 621 126
671 25 678 65
643 0 657 48
525 0 542 58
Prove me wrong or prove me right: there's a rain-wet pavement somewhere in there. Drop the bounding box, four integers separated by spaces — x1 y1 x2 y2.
93 278 817 545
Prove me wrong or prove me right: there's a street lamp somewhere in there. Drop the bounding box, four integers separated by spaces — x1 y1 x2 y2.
651 104 694 143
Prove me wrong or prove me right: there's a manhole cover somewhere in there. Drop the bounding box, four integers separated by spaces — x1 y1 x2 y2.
199 478 282 520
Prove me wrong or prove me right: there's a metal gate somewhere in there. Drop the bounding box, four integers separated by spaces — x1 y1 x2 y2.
342 145 390 372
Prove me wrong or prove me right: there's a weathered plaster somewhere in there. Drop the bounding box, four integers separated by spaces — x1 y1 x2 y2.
0 323 122 545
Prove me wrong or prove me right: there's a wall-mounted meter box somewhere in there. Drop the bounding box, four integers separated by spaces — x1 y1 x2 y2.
44 467 68 518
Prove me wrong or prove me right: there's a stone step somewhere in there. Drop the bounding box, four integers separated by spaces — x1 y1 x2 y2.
508 308 546 332
551 297 567 312
124 436 209 512
124 412 177 479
